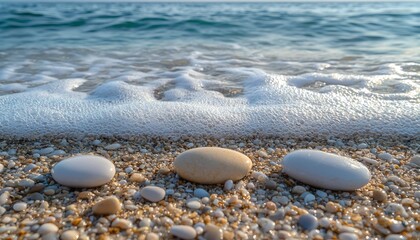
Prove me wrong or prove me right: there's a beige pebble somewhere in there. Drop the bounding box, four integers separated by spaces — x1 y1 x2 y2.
111 218 132 229
203 224 223 240
326 201 340 213
174 147 252 184
78 191 94 200
129 173 145 182
92 196 121 215
266 201 277 211
372 189 388 202
146 232 159 240
60 230 79 240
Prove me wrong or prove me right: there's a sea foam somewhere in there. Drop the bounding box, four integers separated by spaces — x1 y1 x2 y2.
0 66 418 138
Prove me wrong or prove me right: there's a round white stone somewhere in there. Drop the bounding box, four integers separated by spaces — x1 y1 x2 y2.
13 202 27 212
170 225 197 240
174 147 252 184
51 155 115 188
140 186 166 202
38 223 58 235
283 150 371 191
61 230 79 240
186 200 201 210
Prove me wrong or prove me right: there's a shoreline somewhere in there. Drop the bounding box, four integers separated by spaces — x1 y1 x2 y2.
0 136 418 239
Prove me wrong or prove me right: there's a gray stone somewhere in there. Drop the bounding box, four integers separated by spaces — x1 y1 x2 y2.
298 214 318 231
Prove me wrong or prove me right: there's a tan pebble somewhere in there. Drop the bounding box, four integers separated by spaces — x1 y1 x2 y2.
129 173 146 182
92 196 121 215
203 224 223 240
174 147 252 184
223 231 234 240
266 201 277 211
60 230 79 240
158 167 170 175
146 232 159 240
326 201 340 213
111 218 132 229
401 198 414 206
78 191 94 200
372 189 388 202
44 189 55 196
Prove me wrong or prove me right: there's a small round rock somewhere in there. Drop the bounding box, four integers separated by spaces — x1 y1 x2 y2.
373 189 388 202
38 223 58 235
140 186 166 202
170 225 197 239
61 230 79 240
204 224 223 240
298 214 318 231
13 202 27 212
52 155 115 188
174 147 252 184
339 232 359 240
194 188 210 198
92 196 121 215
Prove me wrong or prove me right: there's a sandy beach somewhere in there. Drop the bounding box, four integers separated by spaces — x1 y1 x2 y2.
0 135 418 239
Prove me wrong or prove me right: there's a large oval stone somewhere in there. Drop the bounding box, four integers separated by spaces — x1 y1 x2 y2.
283 150 370 191
174 147 252 184
52 155 115 188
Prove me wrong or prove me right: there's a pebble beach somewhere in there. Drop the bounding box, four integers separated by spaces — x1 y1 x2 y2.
0 135 419 240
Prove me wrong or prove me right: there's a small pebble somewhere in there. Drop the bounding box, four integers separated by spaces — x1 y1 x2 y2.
13 202 27 212
378 152 393 161
410 155 420 167
292 185 306 194
339 232 359 240
104 143 121 150
186 200 201 210
390 221 405 233
111 218 132 229
224 180 234 191
146 232 159 240
18 179 35 188
385 234 406 240
92 196 121 215
129 173 145 182
38 223 58 235
140 186 166 202
258 218 275 232
194 188 210 198
60 230 79 240
304 193 315 203
203 224 223 240
298 214 318 231
372 189 388 202
170 225 196 240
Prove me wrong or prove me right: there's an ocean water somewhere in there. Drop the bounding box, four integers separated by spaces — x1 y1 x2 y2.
0 2 419 138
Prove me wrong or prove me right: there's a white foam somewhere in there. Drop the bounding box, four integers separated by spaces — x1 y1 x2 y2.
0 68 418 138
